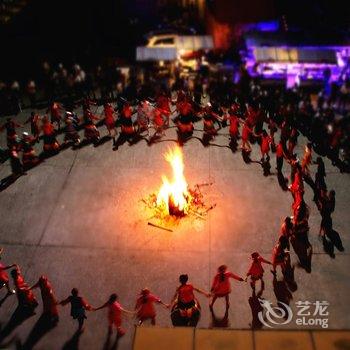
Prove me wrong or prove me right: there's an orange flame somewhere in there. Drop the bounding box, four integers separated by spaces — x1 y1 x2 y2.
156 146 191 216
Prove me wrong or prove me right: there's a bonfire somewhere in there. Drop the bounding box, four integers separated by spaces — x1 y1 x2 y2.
156 146 191 217
143 145 215 229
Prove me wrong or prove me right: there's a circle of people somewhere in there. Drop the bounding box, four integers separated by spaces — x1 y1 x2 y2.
0 86 342 337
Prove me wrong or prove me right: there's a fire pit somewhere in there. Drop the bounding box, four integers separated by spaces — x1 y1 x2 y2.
156 146 191 217
143 145 216 230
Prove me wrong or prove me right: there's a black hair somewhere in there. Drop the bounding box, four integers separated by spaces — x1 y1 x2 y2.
179 274 188 285
108 293 118 303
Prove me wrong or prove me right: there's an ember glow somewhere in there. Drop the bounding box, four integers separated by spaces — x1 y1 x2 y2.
156 146 192 216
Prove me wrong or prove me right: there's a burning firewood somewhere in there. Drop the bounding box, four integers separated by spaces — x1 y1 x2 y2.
142 145 216 227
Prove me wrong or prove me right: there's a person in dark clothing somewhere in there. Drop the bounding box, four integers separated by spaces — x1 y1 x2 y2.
59 288 92 331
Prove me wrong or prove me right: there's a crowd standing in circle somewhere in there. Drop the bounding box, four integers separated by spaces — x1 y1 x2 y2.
0 60 348 345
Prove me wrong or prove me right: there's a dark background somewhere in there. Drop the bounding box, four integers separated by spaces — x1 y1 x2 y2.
0 0 349 79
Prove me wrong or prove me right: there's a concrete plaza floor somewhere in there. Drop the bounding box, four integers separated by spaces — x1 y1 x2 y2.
0 108 349 349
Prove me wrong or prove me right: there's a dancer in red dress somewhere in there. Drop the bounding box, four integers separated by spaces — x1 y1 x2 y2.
11 265 38 310
171 274 210 309
153 107 165 136
257 130 272 162
134 288 168 325
170 274 209 327
210 265 244 311
228 110 240 141
276 139 286 172
94 293 134 337
271 236 290 275
103 103 117 145
41 115 60 153
119 102 135 136
30 275 59 322
240 121 253 152
245 252 272 292
176 98 194 138
48 102 64 130
156 92 171 127
0 248 16 294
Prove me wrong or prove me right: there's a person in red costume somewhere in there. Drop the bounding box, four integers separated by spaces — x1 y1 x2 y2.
134 288 168 325
245 252 272 292
10 265 38 311
153 107 165 136
103 103 117 145
41 116 60 153
228 106 240 141
171 274 210 310
156 92 171 127
30 275 59 322
240 121 253 152
176 97 194 137
48 102 64 130
289 163 304 203
276 139 286 172
119 102 134 136
210 265 244 311
256 130 272 162
0 248 16 295
271 236 290 276
94 293 134 337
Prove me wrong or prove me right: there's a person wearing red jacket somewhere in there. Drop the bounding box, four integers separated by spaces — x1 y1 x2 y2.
210 265 244 311
245 252 272 292
134 288 168 325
